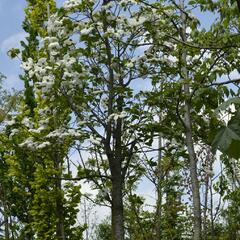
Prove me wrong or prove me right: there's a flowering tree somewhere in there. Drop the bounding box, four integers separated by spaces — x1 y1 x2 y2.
18 0 166 239
3 0 240 239
6 0 85 239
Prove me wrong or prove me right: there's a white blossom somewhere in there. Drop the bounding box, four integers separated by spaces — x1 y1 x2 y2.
37 141 51 149
63 0 81 9
19 137 36 148
29 126 46 134
108 112 126 122
128 16 146 27
89 135 102 145
21 117 33 128
47 14 64 34
168 55 178 63
204 167 214 177
37 58 47 65
80 27 93 35
20 58 33 71
186 27 192 34
9 129 19 138
5 119 16 126
126 61 134 68
68 129 81 137
48 42 60 50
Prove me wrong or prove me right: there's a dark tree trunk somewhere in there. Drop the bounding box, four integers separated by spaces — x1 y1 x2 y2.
4 206 10 240
54 153 65 240
2 187 10 240
111 174 124 240
155 133 163 240
56 177 65 240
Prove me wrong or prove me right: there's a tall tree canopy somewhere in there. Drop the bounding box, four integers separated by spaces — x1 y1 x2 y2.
1 0 240 239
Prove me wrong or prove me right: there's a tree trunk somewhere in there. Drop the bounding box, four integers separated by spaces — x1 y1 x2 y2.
2 187 10 240
210 180 214 239
184 106 202 240
4 206 10 240
110 117 124 240
10 216 15 240
203 174 209 240
56 176 65 240
111 173 124 240
155 179 163 240
155 132 163 240
102 1 125 238
54 153 65 240
180 0 202 239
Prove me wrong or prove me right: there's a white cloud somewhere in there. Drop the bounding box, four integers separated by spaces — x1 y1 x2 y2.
0 32 27 54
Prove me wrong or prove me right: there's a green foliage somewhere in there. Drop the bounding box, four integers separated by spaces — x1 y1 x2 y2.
212 110 240 159
95 218 112 240
2 0 240 239
7 48 20 59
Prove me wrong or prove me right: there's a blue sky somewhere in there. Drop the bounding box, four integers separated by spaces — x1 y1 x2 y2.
0 0 224 220
0 0 64 90
0 0 27 90
0 1 215 91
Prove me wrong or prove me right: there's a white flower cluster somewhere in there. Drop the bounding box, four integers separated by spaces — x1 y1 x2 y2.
161 54 178 65
20 58 34 71
204 167 214 177
18 128 81 150
63 0 81 9
47 14 67 37
19 137 37 149
37 141 51 149
45 36 61 57
107 112 127 122
60 54 76 70
89 135 102 145
46 128 81 138
22 117 33 128
80 27 93 35
9 129 19 138
101 1 114 10
120 0 137 6
20 56 55 93
128 16 147 27
5 119 16 126
29 126 46 134
22 36 81 93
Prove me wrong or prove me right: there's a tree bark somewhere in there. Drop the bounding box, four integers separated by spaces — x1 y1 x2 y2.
184 103 202 240
2 187 10 240
4 204 10 240
111 173 124 240
203 174 209 240
110 107 125 240
54 153 65 240
55 176 65 240
180 0 202 239
210 180 214 239
155 130 163 240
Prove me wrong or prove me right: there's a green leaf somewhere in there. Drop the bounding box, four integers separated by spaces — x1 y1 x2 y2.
215 97 240 113
7 48 20 59
212 121 240 158
0 109 6 122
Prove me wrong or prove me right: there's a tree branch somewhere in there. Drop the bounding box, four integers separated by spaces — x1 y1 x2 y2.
208 78 240 86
